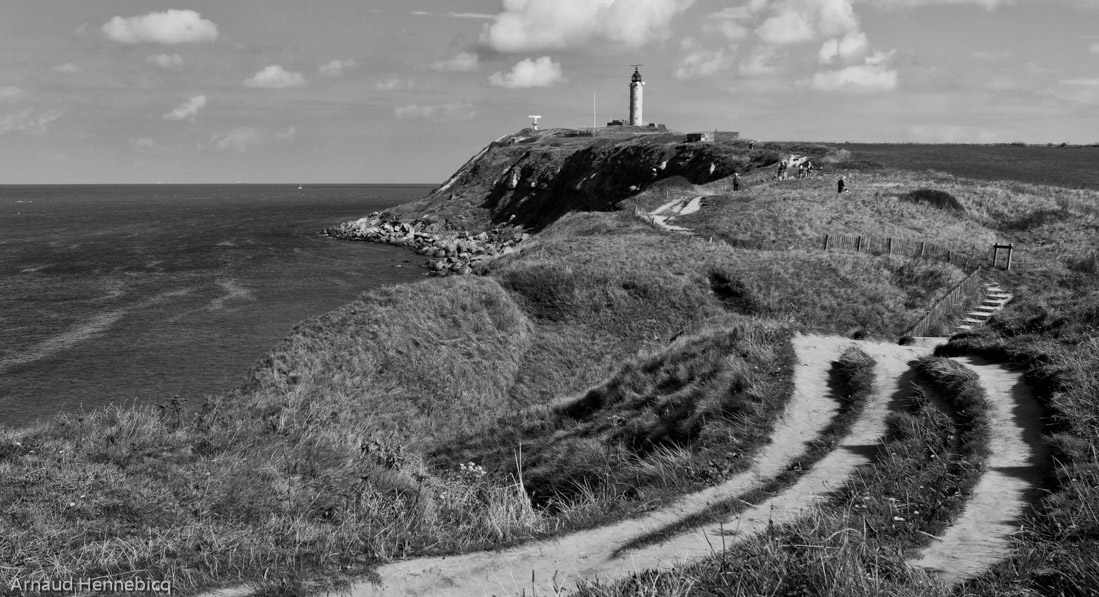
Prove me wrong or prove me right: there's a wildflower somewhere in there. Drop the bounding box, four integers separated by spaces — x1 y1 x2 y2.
893 516 905 522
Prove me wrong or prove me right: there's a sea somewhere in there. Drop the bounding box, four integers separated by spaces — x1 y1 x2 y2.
0 184 434 430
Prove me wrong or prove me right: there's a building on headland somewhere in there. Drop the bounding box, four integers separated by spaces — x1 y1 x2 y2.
629 65 644 126
687 131 741 142
606 66 667 131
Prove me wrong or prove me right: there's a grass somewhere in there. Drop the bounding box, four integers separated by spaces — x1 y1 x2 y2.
3 141 1099 595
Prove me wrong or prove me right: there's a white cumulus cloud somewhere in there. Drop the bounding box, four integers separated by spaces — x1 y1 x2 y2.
489 56 564 88
819 31 868 63
148 54 184 70
675 38 736 79
163 95 207 121
757 0 860 45
482 0 695 52
52 63 82 74
394 102 478 121
102 10 218 45
800 51 898 91
319 60 356 77
244 65 306 89
431 52 481 72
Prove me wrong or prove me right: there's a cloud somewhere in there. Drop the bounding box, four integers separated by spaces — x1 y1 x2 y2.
244 65 306 88
412 10 494 18
756 0 860 45
800 51 898 91
757 10 816 44
131 137 156 152
702 7 752 41
1091 42 1099 54
489 56 565 88
319 60 356 77
374 78 412 91
856 0 1012 8
163 95 207 121
905 125 998 143
482 0 695 52
739 45 782 76
818 31 868 63
148 54 184 70
431 52 480 72
0 108 61 135
0 86 25 102
102 10 218 45
675 38 736 79
1050 77 1099 104
52 63 82 74
394 102 478 121
209 127 295 152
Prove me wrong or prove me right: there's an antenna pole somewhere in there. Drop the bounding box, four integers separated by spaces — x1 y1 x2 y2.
593 91 596 129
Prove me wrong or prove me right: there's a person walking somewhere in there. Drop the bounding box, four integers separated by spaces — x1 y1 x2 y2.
732 172 741 191
837 175 848 194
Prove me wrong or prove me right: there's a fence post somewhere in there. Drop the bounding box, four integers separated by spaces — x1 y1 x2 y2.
824 234 830 251
918 241 926 258
886 237 893 256
856 236 862 252
1007 243 1014 271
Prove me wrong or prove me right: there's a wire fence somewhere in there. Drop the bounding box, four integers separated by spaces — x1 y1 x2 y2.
902 267 985 337
1054 194 1099 217
823 232 990 271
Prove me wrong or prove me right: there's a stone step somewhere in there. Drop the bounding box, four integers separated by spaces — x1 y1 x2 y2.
956 324 974 331
961 318 986 324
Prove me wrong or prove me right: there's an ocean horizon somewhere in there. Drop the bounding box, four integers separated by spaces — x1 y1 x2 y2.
0 183 434 430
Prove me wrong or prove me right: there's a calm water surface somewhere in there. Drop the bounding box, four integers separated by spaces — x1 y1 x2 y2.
0 184 432 429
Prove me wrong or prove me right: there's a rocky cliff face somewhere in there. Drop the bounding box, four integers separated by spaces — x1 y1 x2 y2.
387 128 814 231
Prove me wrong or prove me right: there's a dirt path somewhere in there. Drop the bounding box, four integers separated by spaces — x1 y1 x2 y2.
340 336 936 596
908 355 1048 585
646 196 703 234
198 337 1046 596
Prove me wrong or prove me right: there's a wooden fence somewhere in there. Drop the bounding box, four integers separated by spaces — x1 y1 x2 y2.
823 232 988 271
902 267 985 338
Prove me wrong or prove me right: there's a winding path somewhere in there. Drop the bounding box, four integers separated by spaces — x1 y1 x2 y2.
909 355 1048 584
339 336 935 596
198 336 1047 596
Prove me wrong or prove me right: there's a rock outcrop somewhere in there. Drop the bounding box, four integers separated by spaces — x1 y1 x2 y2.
324 214 528 276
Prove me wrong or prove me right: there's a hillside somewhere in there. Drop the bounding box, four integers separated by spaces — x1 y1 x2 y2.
1 133 1096 597
385 128 841 231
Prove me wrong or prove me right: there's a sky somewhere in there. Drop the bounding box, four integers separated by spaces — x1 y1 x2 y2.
1 0 1097 184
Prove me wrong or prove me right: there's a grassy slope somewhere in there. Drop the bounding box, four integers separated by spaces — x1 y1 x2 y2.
0 142 1097 595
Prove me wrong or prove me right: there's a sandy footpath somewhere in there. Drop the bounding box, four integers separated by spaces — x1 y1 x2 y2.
908 355 1048 585
338 336 934 597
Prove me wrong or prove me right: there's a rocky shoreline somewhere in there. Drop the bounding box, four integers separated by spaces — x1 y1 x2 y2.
324 213 529 276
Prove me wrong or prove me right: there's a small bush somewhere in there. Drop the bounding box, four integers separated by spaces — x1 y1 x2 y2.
831 345 875 405
903 188 965 213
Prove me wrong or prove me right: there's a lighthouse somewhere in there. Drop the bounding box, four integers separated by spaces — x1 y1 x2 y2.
629 65 644 126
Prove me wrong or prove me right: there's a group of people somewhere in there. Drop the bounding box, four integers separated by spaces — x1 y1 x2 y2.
775 160 817 180
729 170 849 194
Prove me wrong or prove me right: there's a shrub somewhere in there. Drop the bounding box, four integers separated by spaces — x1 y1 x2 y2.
903 189 965 213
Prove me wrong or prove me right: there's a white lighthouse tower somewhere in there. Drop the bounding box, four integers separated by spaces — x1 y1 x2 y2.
628 65 644 126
